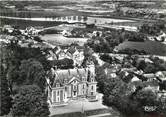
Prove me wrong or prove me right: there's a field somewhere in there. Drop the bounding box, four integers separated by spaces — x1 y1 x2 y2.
41 34 88 46
116 40 166 56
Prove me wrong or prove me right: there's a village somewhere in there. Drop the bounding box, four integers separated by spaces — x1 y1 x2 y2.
1 18 166 116
1 0 166 117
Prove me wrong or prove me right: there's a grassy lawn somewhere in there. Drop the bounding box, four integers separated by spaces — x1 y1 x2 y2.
116 40 166 56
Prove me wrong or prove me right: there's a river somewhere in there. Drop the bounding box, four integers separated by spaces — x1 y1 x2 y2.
0 15 136 24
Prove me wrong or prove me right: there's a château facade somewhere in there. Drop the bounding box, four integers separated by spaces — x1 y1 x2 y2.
47 65 97 106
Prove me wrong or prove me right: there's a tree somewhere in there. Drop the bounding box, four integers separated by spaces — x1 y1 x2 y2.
137 60 146 70
33 36 43 43
18 59 46 91
96 60 165 116
0 66 12 116
102 78 138 116
144 63 156 73
6 41 51 71
84 45 93 58
12 85 50 117
100 76 162 116
158 97 166 116
53 58 74 69
133 89 160 116
135 89 158 106
100 54 113 64
139 21 165 36
95 65 107 93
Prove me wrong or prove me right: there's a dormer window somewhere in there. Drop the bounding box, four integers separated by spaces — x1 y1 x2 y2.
74 80 77 84
64 79 68 84
56 83 60 87
82 77 86 81
91 78 94 82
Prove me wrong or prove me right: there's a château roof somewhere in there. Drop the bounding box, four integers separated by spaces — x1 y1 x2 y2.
52 68 93 87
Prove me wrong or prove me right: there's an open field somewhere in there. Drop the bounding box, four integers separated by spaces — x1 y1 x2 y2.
41 34 88 46
116 40 166 56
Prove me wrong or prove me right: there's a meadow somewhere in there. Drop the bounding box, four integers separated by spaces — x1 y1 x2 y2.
116 40 166 56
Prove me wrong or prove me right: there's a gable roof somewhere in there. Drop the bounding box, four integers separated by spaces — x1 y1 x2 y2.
57 49 66 55
67 46 76 54
143 73 156 78
156 71 166 81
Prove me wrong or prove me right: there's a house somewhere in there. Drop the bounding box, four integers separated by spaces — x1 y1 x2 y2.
2 25 14 33
155 71 166 96
57 46 84 67
47 65 97 106
68 47 84 67
104 68 117 78
143 73 156 82
46 50 58 61
92 31 102 37
61 30 72 37
155 71 166 82
156 31 166 42
25 26 42 36
57 49 70 60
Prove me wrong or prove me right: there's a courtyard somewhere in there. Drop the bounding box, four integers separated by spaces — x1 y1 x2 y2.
49 93 108 116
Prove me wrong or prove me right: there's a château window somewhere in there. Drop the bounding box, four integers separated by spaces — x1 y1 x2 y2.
82 78 84 81
57 91 59 96
53 91 56 102
91 86 93 90
74 86 77 90
65 86 67 91
91 78 94 82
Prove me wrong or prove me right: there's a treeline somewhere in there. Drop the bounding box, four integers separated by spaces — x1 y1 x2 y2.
139 21 166 36
86 29 146 53
133 56 166 73
0 40 51 116
118 48 147 55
